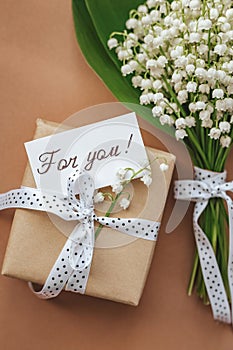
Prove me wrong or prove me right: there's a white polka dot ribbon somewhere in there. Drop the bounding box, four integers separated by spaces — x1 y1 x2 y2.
174 166 233 324
0 168 160 299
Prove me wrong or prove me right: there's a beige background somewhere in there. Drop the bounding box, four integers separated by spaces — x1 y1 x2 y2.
0 1 233 349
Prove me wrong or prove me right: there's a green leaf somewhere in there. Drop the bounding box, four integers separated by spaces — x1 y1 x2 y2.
85 0 143 68
72 0 175 136
72 0 138 101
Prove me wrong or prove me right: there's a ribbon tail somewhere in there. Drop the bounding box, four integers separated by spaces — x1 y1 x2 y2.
193 200 231 323
29 237 74 299
0 188 78 221
65 264 91 294
66 220 94 294
68 223 93 270
29 221 95 299
95 216 160 241
223 194 233 325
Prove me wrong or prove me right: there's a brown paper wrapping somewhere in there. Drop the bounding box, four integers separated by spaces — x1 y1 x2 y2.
2 119 175 305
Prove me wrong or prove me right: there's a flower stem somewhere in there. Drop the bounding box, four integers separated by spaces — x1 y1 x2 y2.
186 128 211 168
95 193 120 239
187 252 199 296
210 199 219 253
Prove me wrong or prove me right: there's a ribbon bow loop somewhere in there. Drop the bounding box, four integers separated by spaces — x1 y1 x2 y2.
65 172 97 271
194 167 233 200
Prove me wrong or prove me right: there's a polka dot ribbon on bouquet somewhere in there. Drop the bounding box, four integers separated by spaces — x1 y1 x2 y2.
0 168 160 299
175 167 233 325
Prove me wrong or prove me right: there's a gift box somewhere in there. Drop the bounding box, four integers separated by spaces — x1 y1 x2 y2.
2 119 175 305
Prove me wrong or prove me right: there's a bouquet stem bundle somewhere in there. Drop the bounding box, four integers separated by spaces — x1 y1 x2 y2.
186 131 233 303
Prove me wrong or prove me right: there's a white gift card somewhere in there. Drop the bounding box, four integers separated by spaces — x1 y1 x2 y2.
25 113 149 194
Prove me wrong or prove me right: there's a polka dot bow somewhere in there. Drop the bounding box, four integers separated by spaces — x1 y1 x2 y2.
175 167 233 325
0 168 160 299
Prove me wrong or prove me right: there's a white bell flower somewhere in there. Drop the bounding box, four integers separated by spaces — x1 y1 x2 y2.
175 129 188 140
210 8 219 20
198 19 212 30
137 5 148 13
185 116 196 127
159 114 174 126
195 68 206 79
199 84 210 94
202 119 213 128
186 82 197 92
226 8 233 20
212 89 224 99
214 44 227 56
186 64 195 74
140 94 151 105
209 127 221 140
160 163 169 172
121 64 133 76
117 168 127 180
132 76 142 88
141 79 152 89
152 106 164 117
199 110 211 120
178 90 188 104
119 198 130 210
190 0 201 10
140 173 152 187
126 18 138 29
107 38 118 50
94 192 105 204
112 183 123 194
189 32 201 43
152 79 163 90
175 118 186 129
219 121 231 133
220 135 231 148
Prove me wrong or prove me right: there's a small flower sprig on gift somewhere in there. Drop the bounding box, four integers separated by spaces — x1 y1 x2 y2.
94 159 168 238
107 0 233 306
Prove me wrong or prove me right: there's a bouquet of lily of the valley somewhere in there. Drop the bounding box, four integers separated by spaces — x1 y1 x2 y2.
73 0 233 324
106 0 233 323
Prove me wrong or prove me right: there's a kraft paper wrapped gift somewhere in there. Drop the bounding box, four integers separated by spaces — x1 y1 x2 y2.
2 119 175 305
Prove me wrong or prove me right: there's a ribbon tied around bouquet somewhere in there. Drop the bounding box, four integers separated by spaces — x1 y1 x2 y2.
0 168 160 299
175 167 233 325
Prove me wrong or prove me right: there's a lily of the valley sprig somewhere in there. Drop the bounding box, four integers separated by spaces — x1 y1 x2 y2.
94 159 168 238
